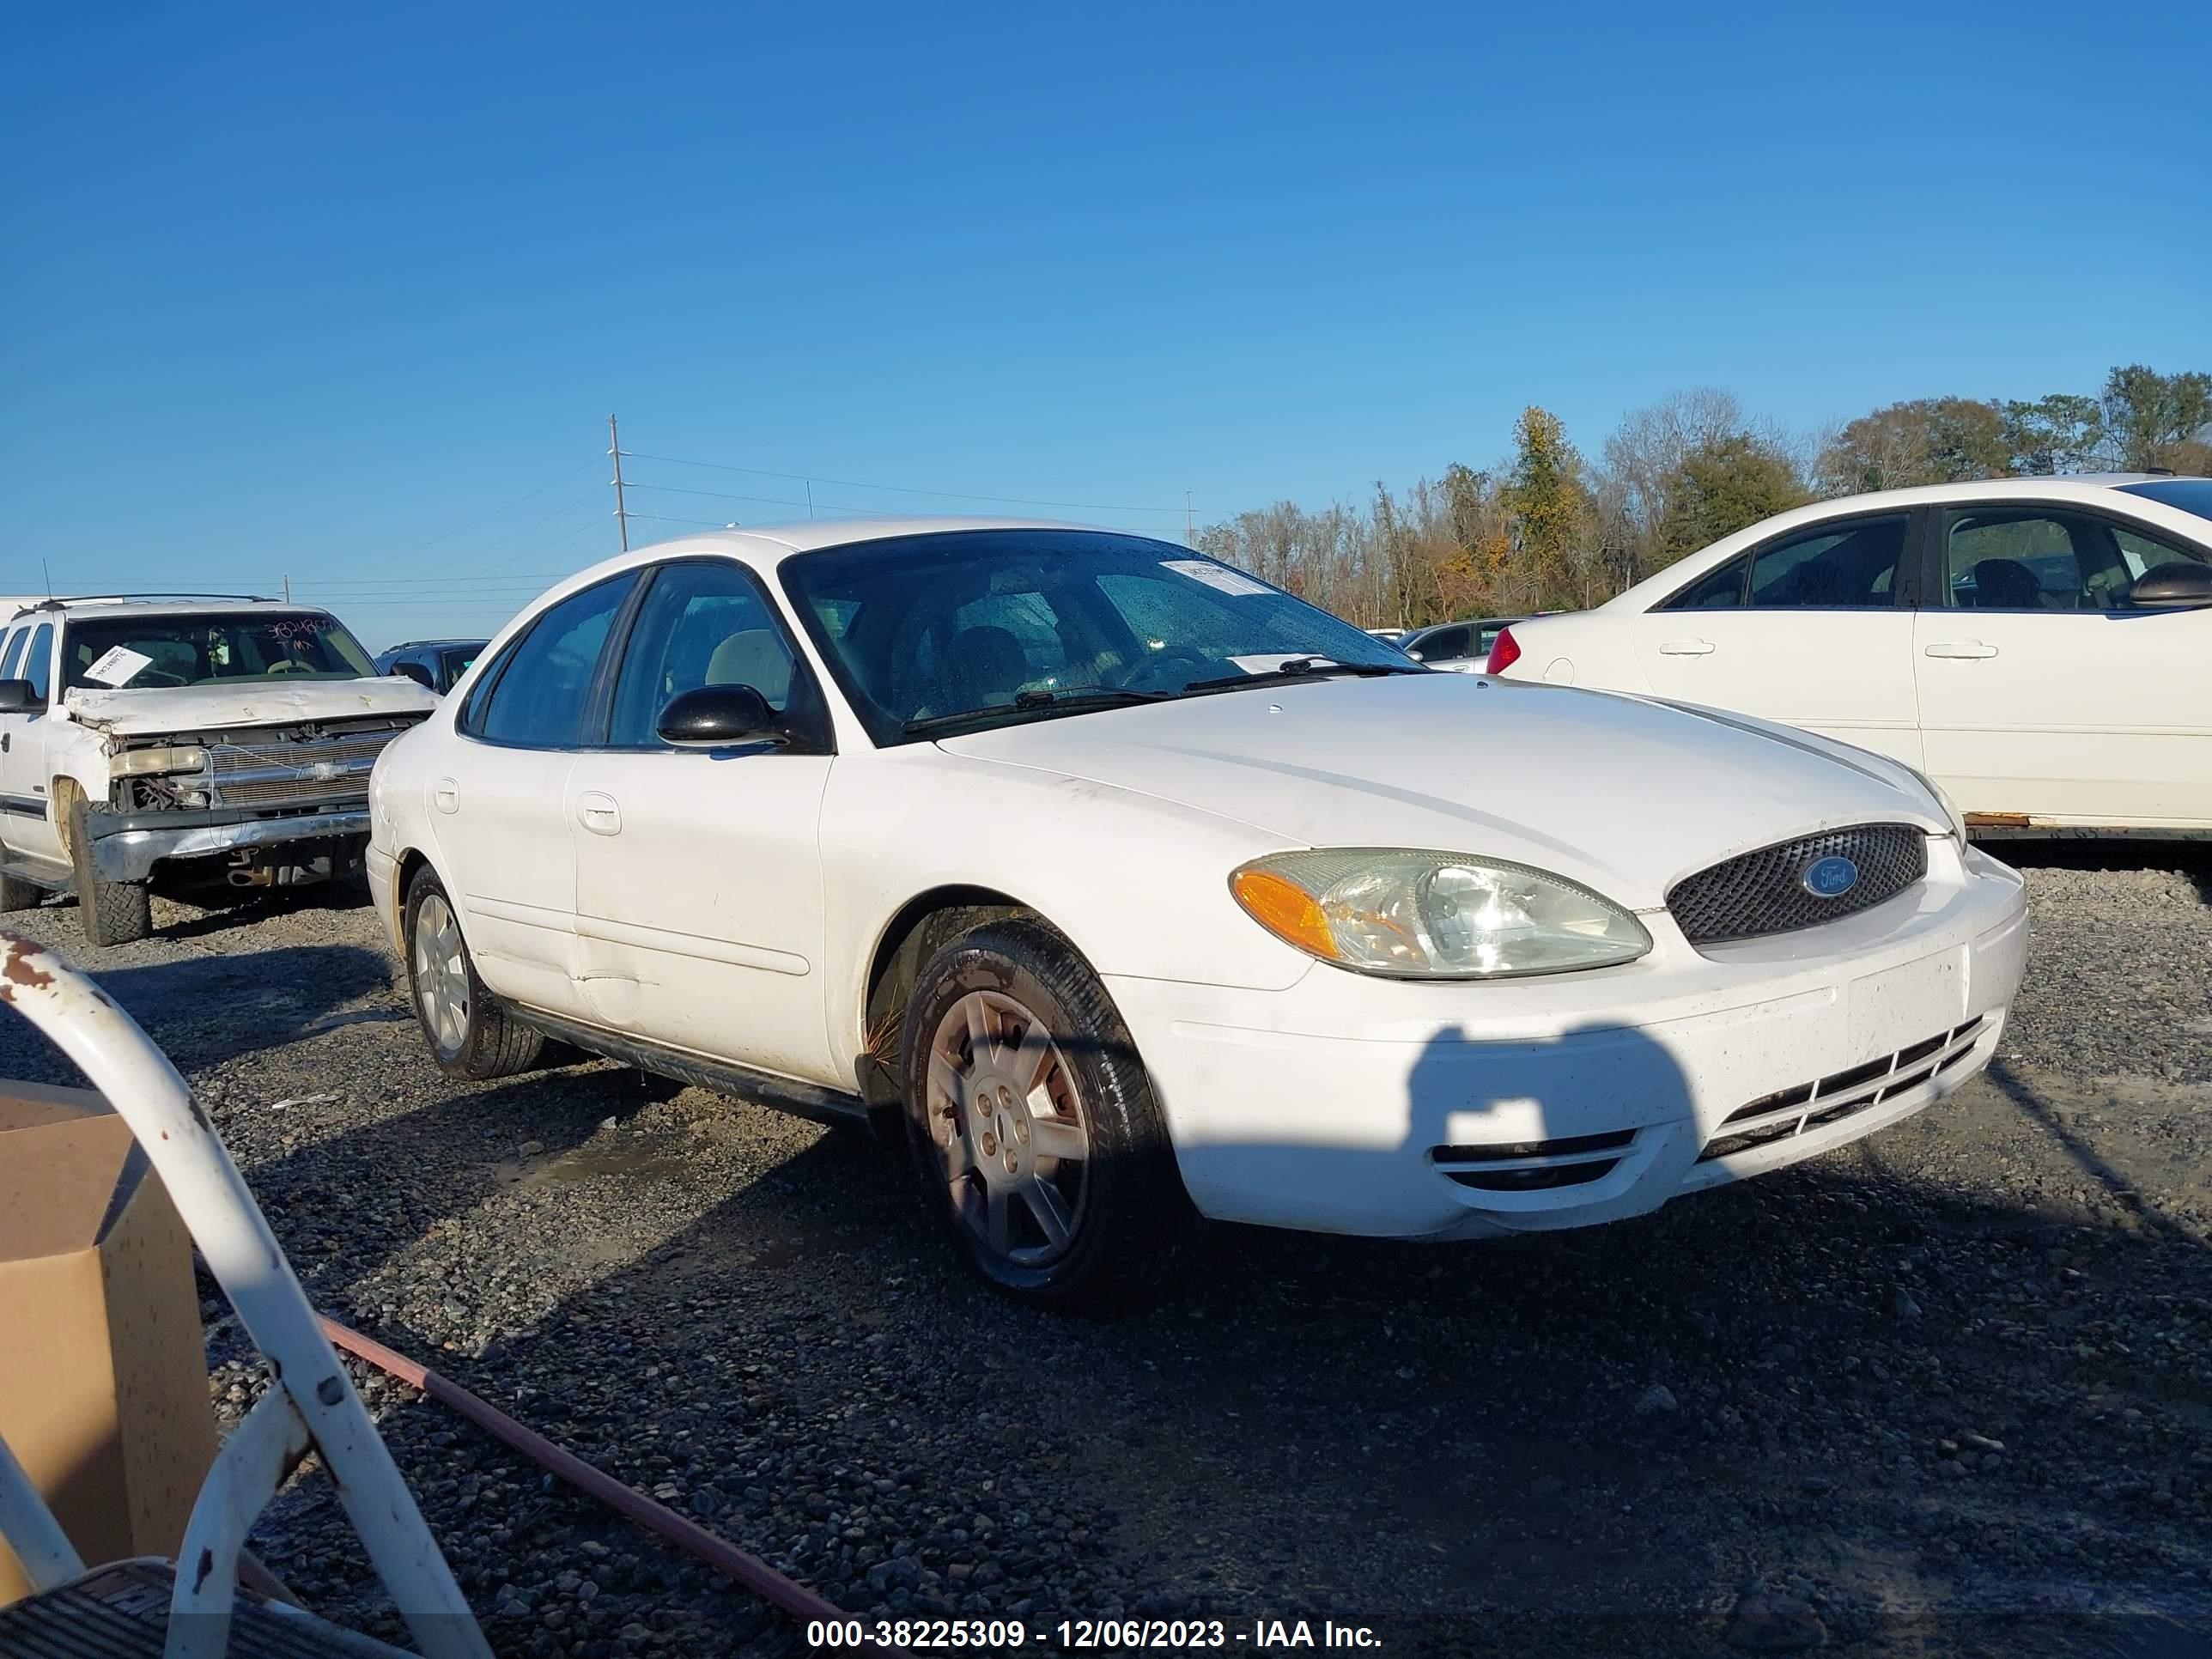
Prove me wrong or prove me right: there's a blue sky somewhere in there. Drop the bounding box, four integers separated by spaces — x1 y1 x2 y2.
5 1 2208 647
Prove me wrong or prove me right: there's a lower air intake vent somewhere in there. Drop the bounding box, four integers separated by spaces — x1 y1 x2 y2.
1431 1129 1635 1194
1698 1016 1984 1163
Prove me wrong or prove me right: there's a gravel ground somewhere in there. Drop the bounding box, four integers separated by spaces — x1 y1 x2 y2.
3 848 2210 1658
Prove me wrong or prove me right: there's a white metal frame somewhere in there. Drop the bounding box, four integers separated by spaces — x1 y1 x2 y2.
0 929 489 1659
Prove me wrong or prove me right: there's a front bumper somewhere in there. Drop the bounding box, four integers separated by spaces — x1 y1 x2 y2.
87 804 371 884
1107 840 2028 1239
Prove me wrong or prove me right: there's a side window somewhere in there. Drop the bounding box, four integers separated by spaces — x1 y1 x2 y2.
1410 626 1470 660
1745 515 1907 609
438 647 478 690
21 625 52 703
470 574 636 747
1663 555 1750 610
2112 522 2207 585
0 629 23 681
1943 510 2127 611
607 562 801 746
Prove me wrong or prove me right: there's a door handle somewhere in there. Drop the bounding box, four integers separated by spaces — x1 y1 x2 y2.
577 791 622 836
1656 639 1715 656
432 778 459 814
1923 641 1999 659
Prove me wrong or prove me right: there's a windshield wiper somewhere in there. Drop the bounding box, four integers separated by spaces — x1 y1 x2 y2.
1177 659 1423 695
900 686 1174 738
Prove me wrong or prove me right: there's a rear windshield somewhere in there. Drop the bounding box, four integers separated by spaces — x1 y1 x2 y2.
63 611 377 690
2117 479 2212 523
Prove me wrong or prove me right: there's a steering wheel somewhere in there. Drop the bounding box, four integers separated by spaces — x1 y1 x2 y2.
1114 644 1214 692
264 659 310 675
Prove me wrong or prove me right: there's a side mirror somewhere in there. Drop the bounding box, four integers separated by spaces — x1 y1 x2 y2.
2130 561 2212 609
0 679 39 713
656 683 783 746
391 661 434 690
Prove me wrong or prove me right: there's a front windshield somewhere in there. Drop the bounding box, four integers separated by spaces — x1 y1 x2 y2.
64 611 379 691
781 529 1418 744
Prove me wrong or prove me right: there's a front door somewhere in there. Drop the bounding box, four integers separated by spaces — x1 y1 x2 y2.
0 623 64 866
1629 511 1924 769
1913 503 2212 826
566 557 838 1085
432 571 639 1015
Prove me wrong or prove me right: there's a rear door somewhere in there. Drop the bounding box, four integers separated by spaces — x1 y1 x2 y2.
433 573 638 1014
565 557 838 1083
1628 511 1924 768
1913 502 2212 826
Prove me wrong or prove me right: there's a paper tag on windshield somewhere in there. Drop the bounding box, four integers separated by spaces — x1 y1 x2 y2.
1161 558 1270 597
83 646 154 687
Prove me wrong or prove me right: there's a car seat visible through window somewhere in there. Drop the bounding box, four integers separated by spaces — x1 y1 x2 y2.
1971 559 2043 610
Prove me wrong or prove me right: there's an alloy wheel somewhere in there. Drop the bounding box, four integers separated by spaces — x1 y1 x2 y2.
923 988 1091 1267
412 892 471 1055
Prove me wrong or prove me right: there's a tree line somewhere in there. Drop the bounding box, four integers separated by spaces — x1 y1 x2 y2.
1195 364 2212 629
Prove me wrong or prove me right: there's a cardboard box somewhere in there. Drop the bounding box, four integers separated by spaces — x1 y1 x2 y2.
0 1079 216 1604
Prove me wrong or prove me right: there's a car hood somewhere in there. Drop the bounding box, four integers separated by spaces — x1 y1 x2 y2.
938 673 1947 908
62 677 438 736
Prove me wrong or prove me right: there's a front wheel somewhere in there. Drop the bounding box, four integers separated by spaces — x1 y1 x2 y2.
403 866 543 1080
900 918 1202 1311
66 796 152 948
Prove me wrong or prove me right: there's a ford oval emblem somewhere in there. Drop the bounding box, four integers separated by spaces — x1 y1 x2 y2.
1802 855 1860 899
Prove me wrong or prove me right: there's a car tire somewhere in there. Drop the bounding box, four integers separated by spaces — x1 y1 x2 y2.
403 864 543 1080
900 917 1203 1311
66 796 153 948
0 867 43 914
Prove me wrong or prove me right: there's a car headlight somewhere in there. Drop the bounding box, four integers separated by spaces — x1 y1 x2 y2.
1230 849 1652 979
110 745 208 778
1902 764 1968 842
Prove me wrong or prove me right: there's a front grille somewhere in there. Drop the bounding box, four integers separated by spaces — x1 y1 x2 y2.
1431 1129 1636 1194
1668 823 1927 945
1697 1016 1984 1163
207 730 400 808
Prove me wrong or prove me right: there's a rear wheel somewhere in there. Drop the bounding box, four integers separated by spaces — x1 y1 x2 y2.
403 866 542 1080
65 794 152 948
0 867 44 914
901 919 1202 1311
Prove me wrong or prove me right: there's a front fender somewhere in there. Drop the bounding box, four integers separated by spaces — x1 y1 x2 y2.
820 746 1312 1073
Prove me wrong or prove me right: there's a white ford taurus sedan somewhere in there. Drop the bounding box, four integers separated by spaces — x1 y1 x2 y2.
368 520 2027 1308
1486 475 2212 836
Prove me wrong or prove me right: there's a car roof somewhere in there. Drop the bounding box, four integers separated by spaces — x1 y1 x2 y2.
3 595 317 624
465 515 1170 665
383 637 489 652
511 515 1123 601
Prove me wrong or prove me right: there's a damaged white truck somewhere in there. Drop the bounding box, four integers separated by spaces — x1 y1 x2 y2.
0 594 436 945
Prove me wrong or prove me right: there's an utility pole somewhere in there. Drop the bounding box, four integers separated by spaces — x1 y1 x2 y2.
1185 490 1194 547
282 574 291 603
608 413 630 551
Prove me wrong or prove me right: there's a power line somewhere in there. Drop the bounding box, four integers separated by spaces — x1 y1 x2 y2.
383 457 600 563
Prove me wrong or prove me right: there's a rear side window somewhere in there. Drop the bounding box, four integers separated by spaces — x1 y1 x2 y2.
0 630 24 681
1664 556 1751 609
468 574 637 748
1746 516 1905 608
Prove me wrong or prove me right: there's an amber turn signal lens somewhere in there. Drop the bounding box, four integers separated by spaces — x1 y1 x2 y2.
1231 867 1340 960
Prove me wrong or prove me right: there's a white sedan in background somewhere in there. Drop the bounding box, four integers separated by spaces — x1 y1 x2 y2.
369 520 2026 1309
1487 475 2212 836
